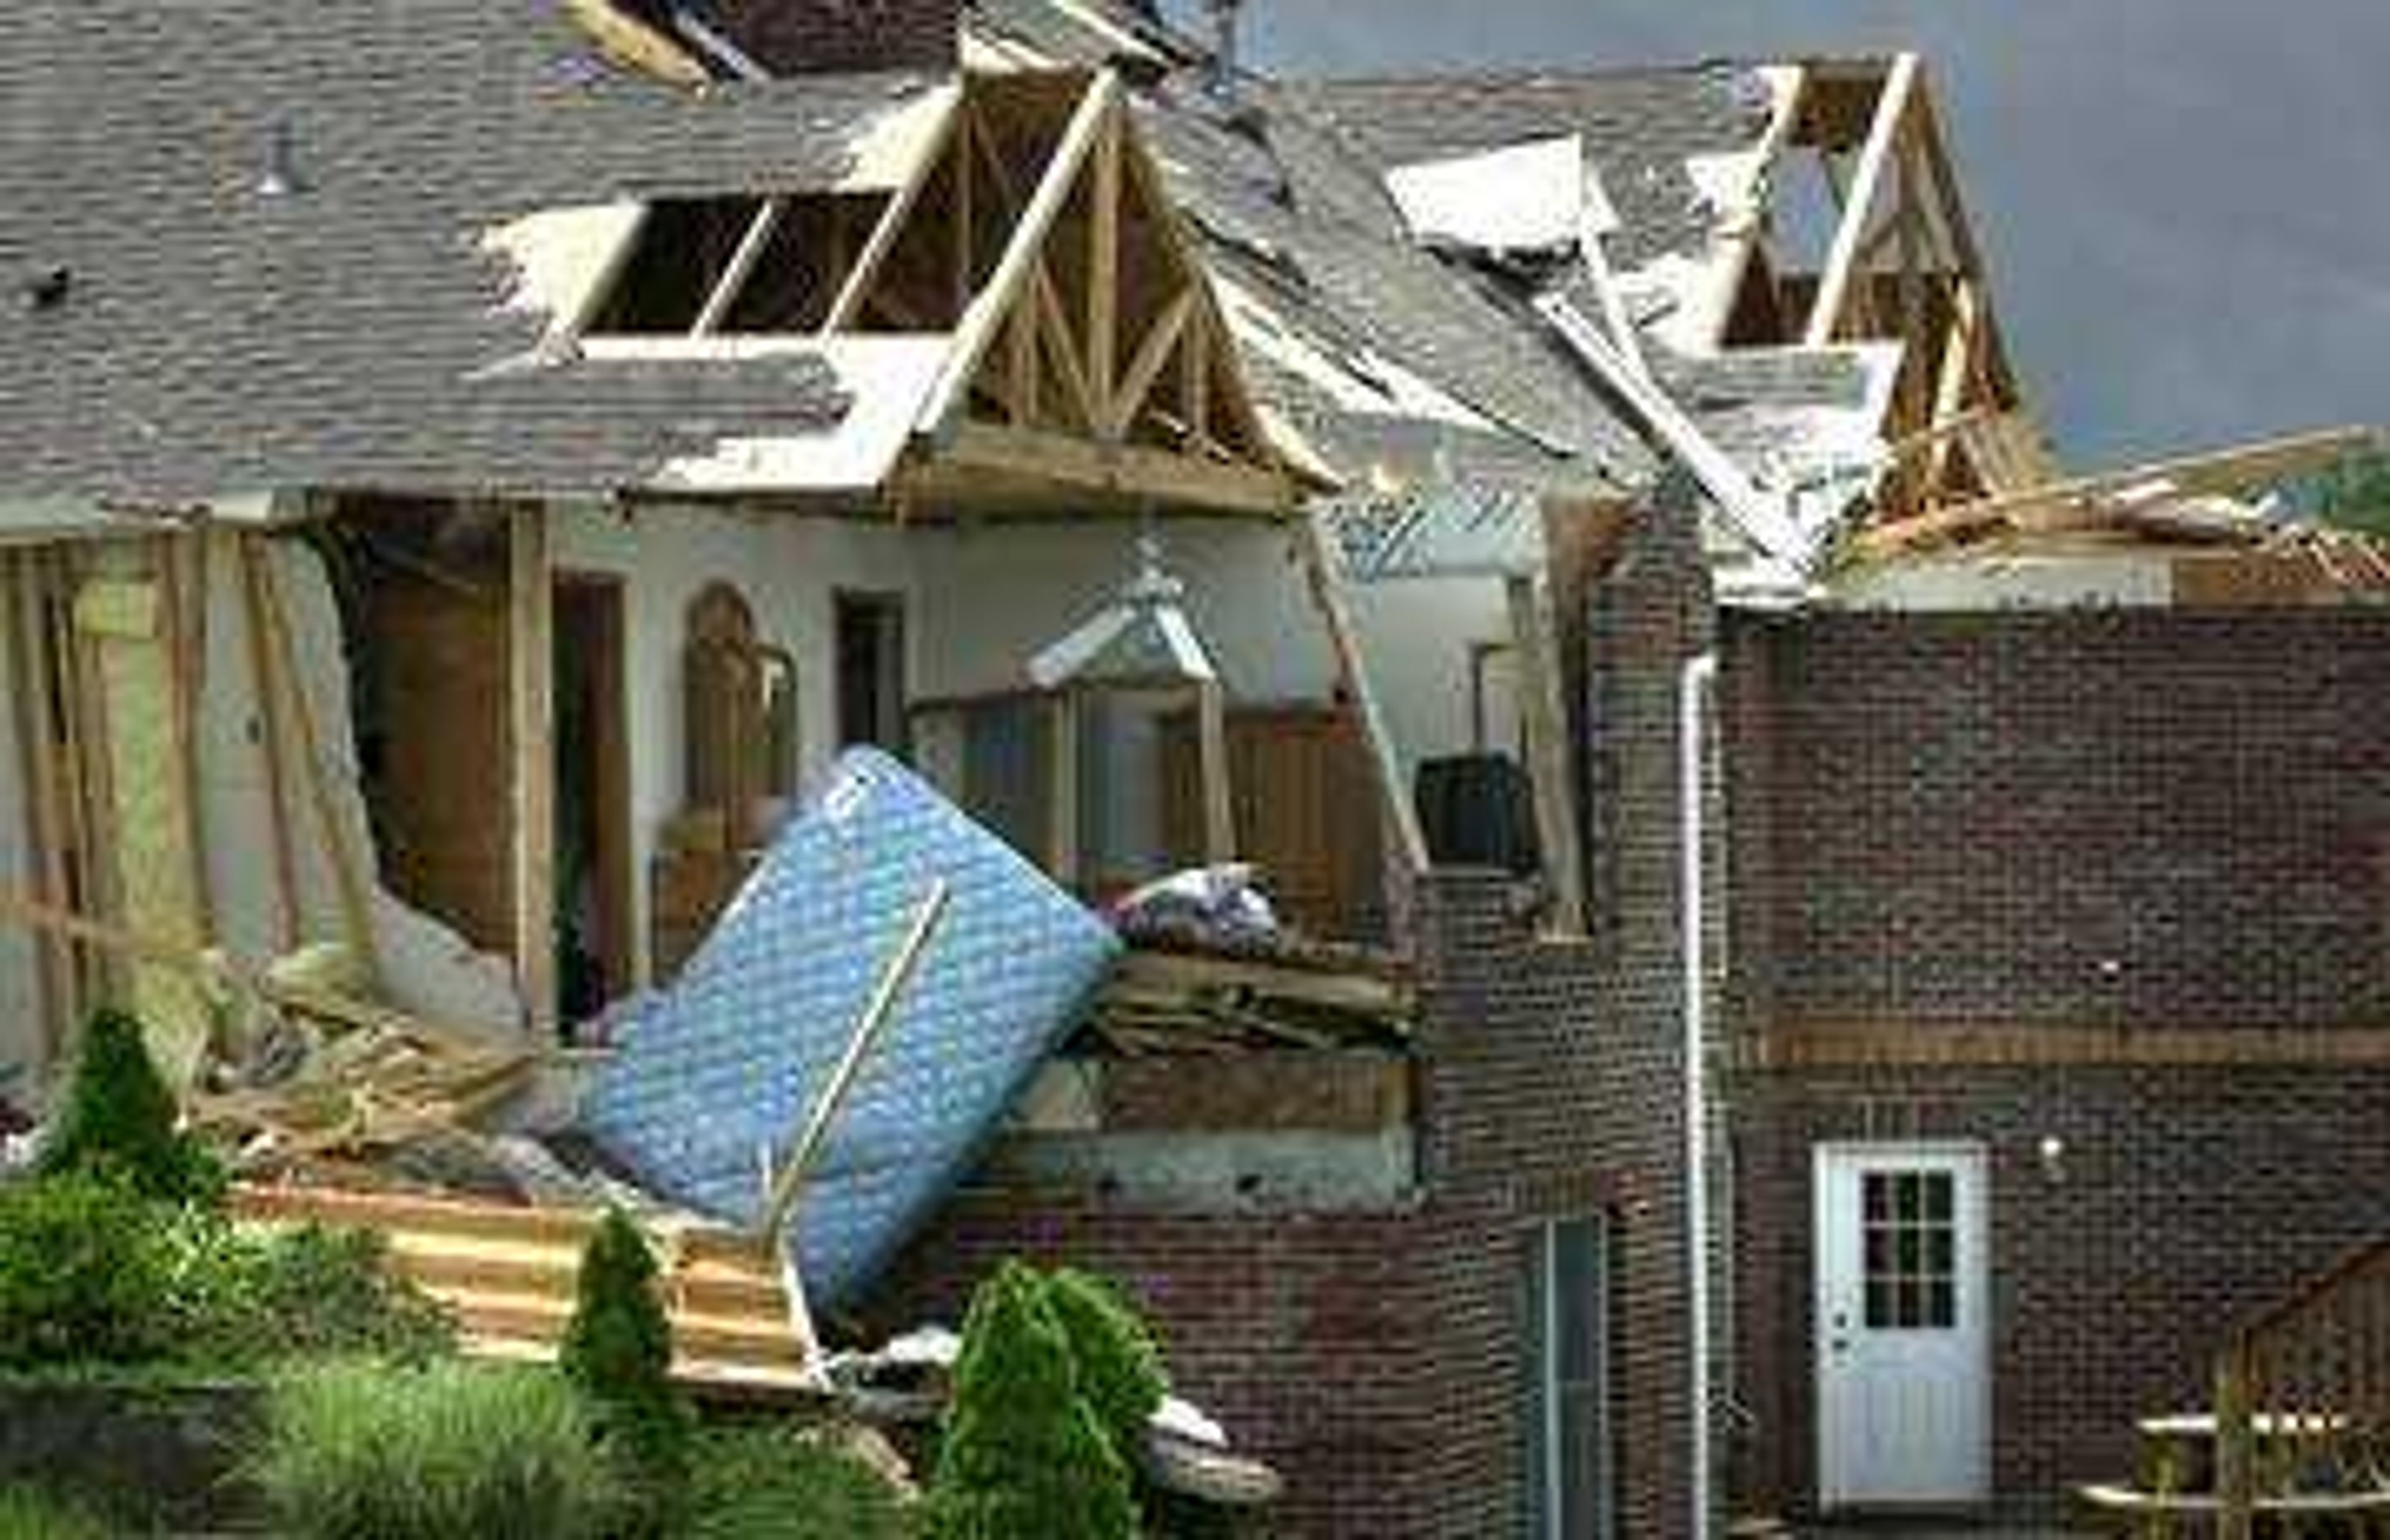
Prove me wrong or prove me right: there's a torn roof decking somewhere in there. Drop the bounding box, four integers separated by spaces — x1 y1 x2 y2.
1 0 947 505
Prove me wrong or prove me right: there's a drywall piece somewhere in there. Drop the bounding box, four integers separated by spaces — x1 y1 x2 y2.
835 81 964 193
980 1127 1417 1212
199 538 525 1037
1384 134 1607 256
479 201 647 341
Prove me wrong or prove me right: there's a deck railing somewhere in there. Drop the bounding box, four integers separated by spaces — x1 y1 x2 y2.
2215 1236 2390 1539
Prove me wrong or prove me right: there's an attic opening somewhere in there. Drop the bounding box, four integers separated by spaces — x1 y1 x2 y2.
584 192 895 335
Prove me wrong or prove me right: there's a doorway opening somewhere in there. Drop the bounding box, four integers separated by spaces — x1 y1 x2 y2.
553 574 634 1020
835 590 907 755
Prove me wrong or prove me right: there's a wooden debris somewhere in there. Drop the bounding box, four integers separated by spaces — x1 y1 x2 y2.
1076 941 1413 1057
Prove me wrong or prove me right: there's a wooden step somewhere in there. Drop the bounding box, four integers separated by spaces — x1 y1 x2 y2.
382 1231 786 1318
228 1180 818 1389
431 1286 808 1368
2079 1482 2390 1518
461 1333 826 1401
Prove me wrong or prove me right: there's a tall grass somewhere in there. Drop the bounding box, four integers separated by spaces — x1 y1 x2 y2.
250 1360 622 1540
0 1486 115 1540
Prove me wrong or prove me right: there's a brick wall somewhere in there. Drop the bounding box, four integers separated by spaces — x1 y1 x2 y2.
1723 608 2390 1030
1721 604 2390 1519
705 0 958 74
871 505 1720 1536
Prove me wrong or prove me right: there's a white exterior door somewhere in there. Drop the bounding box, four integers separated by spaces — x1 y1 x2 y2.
1815 1143 1990 1508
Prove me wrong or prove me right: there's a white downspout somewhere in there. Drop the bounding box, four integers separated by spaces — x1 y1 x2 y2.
1679 650 1719 1540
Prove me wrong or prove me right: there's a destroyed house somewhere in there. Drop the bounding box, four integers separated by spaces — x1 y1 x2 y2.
7 0 2388 1534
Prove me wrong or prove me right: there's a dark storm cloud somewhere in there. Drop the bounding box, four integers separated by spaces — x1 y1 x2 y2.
1233 0 2390 463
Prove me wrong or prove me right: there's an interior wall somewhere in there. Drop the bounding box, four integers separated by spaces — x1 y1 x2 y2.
1341 575 1515 789
549 499 918 988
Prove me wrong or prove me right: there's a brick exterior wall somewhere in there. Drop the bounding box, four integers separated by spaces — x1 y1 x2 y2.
1724 608 2390 1030
706 0 958 74
870 506 1720 1536
1720 605 2390 1521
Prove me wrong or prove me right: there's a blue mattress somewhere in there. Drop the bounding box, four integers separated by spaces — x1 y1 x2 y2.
579 749 1118 1309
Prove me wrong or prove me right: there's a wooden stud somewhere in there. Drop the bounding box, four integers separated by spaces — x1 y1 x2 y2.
41 549 100 1012
249 538 382 986
1299 516 1428 874
1086 103 1122 422
691 198 790 338
1920 277 1982 505
1194 679 1235 864
1507 572 1586 937
1031 260 1100 431
1181 317 1212 450
1806 52 1918 347
1047 691 1081 887
1108 289 1196 442
1006 301 1040 426
951 101 975 317
507 506 556 1030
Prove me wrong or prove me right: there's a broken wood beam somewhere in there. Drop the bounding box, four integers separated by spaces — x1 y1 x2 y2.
1805 51 1919 347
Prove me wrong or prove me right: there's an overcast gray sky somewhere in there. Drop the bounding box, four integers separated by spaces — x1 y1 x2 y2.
1234 0 2389 466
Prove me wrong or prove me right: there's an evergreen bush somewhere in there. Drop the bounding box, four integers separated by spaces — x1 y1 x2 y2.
1043 1267 1168 1468
34 1009 222 1208
558 1210 692 1509
0 1173 171 1368
927 1259 1136 1540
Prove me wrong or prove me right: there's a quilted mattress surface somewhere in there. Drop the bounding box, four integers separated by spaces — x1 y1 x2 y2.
579 749 1119 1309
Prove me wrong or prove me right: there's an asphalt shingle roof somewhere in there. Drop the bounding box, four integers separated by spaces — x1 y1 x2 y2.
1285 65 1779 271
1 1 942 504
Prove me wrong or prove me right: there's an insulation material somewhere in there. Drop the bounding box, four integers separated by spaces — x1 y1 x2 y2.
580 749 1120 1309
73 576 213 1086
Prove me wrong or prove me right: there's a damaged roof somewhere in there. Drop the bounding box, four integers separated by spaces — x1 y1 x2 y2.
1286 63 1782 273
0 0 947 505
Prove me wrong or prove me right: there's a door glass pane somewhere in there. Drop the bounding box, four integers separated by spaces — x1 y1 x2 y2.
1858 1167 1959 1333
1524 1216 1615 1540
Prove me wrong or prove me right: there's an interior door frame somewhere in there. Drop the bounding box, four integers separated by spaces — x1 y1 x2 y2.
553 569 636 1004
1812 1138 1992 1511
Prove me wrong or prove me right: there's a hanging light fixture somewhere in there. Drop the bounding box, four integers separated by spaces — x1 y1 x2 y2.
1025 527 1219 690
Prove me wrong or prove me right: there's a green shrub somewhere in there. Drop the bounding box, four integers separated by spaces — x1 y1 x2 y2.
680 1426 911 1540
0 1175 170 1368
166 1218 454 1368
1043 1268 1167 1467
559 1208 692 1507
927 1259 1135 1540
0 1486 115 1540
250 1360 622 1540
34 1009 222 1208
